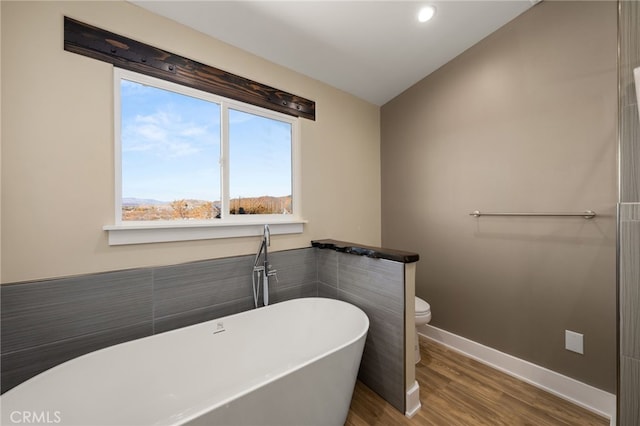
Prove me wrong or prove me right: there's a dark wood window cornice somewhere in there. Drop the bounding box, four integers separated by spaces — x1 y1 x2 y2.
63 17 315 121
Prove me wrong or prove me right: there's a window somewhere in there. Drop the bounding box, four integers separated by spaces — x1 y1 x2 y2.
228 109 292 216
105 69 303 245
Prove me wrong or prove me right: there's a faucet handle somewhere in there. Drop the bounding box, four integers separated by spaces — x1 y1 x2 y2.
267 267 278 282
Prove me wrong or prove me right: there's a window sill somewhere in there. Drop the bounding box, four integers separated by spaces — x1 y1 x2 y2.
103 219 306 246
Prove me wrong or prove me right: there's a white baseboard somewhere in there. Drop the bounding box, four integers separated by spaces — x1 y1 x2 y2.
405 380 421 418
418 324 616 426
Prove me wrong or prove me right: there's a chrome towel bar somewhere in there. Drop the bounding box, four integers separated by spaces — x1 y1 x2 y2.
469 210 596 219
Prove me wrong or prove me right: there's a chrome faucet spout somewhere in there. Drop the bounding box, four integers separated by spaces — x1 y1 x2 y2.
252 224 276 308
262 224 270 306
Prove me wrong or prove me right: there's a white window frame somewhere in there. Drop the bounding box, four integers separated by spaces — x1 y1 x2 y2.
104 68 304 245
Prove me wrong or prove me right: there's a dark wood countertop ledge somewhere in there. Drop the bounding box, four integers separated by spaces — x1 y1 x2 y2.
311 239 419 263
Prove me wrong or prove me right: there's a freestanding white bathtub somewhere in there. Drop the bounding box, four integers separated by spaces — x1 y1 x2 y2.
1 297 369 426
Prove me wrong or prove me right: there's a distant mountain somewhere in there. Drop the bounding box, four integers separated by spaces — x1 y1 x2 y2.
122 197 168 207
121 195 291 221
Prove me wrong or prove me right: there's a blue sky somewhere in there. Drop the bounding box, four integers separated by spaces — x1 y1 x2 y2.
228 108 291 200
120 80 291 202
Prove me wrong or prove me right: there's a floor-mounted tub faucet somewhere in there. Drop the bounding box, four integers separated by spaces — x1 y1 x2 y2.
253 224 277 308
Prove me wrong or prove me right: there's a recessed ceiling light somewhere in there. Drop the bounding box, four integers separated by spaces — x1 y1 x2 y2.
418 5 436 23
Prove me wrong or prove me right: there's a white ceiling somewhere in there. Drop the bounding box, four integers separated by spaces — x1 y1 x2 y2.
131 1 536 106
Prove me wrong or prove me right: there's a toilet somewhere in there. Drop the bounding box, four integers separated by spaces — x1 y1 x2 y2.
414 296 432 363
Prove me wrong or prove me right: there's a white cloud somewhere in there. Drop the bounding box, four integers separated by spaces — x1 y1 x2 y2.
135 124 167 142
180 126 207 137
168 141 200 157
123 109 216 158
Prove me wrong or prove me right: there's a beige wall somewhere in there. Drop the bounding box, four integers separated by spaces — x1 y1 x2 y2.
381 1 617 392
0 1 381 283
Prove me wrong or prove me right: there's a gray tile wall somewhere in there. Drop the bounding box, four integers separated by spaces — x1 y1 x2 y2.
153 256 256 333
317 249 406 412
1 269 154 393
268 248 319 304
620 356 640 426
0 248 318 393
619 1 640 425
619 0 640 203
620 204 640 426
620 205 640 360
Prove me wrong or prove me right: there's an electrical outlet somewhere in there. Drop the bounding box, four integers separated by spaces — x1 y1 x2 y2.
565 330 584 354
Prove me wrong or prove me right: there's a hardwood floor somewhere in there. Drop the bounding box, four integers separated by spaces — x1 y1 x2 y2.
345 336 608 426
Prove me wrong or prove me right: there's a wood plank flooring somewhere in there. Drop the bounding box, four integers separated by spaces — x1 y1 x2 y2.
345 336 609 426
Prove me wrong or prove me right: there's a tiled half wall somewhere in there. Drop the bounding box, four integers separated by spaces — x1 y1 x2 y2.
620 204 640 426
317 249 406 411
1 246 411 414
